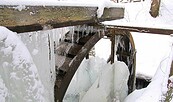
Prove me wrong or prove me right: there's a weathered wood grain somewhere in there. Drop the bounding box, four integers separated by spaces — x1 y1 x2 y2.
0 5 124 33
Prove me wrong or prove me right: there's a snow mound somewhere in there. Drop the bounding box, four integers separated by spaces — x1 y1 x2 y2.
0 26 46 102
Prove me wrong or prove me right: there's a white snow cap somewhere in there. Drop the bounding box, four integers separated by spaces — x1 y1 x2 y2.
96 0 125 18
97 0 118 18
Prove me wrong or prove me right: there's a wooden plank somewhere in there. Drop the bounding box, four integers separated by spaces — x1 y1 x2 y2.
110 30 115 64
107 25 173 35
56 42 83 57
55 55 73 72
0 5 124 33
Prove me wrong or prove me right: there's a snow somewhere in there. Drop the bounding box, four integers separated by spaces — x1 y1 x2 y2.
32 49 39 55
95 38 111 60
103 0 173 29
0 0 96 6
0 0 123 7
132 33 171 79
13 5 26 11
97 0 120 17
125 38 173 101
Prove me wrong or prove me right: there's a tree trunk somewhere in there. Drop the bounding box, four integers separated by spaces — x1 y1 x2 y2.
169 61 173 76
149 0 161 18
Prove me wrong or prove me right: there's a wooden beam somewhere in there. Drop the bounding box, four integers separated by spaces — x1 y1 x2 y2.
107 25 173 35
110 32 115 64
0 5 124 33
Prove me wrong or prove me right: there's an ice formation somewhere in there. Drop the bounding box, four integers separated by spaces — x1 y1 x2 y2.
64 57 130 102
0 26 46 102
19 27 69 102
0 25 71 102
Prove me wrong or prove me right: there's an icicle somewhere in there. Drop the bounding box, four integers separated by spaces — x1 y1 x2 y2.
81 25 85 37
86 26 90 36
97 29 103 38
90 26 93 34
86 26 89 35
77 25 80 43
70 26 74 44
90 26 92 34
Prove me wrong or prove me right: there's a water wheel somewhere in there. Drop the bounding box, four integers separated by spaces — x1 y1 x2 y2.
54 26 136 102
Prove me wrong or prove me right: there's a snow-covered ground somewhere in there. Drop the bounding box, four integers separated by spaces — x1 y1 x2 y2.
0 0 173 102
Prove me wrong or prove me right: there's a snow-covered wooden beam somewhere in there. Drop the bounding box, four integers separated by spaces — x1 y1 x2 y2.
106 25 173 35
0 5 124 33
